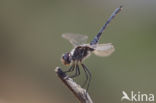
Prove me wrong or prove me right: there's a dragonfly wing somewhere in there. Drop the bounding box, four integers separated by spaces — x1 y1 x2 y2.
62 33 88 46
93 43 115 56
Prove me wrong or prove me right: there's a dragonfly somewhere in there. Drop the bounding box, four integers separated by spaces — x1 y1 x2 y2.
61 6 122 92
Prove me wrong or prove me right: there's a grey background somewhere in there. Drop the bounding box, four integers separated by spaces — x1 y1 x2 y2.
0 0 156 103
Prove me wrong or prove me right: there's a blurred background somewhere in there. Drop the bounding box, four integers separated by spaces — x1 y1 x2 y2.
0 0 156 103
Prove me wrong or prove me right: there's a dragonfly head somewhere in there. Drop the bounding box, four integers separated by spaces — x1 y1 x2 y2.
61 52 72 66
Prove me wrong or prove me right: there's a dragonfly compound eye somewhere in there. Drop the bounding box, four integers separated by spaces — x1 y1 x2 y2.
61 52 71 65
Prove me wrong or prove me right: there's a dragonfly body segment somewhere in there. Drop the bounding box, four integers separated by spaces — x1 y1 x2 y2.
71 45 94 62
90 6 122 45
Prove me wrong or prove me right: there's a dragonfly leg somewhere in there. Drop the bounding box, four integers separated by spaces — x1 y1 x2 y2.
81 64 88 88
81 64 92 93
64 64 75 73
69 64 80 78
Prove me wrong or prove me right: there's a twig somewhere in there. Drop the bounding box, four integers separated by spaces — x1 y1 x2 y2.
55 67 93 103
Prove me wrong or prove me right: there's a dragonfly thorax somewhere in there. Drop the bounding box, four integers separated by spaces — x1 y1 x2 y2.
62 46 94 66
71 46 94 62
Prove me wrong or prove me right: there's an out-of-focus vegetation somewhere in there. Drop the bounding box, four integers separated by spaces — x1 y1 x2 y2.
0 0 156 103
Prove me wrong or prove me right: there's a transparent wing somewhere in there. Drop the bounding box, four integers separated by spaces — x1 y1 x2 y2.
62 33 88 46
92 43 115 57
